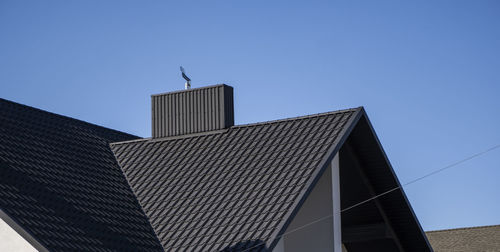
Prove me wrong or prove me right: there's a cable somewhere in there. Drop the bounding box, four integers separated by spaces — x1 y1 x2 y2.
341 143 500 213
239 143 500 252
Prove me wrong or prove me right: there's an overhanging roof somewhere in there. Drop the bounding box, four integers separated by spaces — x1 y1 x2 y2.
111 106 433 251
0 96 433 251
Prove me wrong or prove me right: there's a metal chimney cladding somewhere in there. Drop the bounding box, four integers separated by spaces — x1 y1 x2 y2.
151 84 234 138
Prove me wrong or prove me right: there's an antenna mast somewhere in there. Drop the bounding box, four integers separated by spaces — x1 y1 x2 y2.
180 66 191 89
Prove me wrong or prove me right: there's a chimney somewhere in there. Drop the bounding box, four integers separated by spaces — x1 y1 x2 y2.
151 84 234 138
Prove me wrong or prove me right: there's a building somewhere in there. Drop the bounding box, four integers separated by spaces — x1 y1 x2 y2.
426 225 500 252
0 84 432 251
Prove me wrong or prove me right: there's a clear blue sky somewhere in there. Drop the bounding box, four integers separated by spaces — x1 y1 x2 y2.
1 0 499 231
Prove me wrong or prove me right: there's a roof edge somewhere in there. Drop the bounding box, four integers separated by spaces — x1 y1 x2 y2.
111 107 362 146
233 107 360 129
426 224 500 233
0 98 138 139
267 106 364 250
151 84 230 97
0 208 49 252
361 110 434 251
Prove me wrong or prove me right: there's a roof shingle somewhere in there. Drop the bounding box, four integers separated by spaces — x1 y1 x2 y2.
426 225 500 252
111 108 359 251
0 98 163 251
1 95 434 251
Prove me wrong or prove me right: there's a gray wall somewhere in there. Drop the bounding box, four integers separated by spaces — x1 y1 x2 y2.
280 164 334 252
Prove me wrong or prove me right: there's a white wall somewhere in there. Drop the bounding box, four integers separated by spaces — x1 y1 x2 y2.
0 218 37 252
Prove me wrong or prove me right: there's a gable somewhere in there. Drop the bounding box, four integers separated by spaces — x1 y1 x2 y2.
338 114 431 251
0 95 433 252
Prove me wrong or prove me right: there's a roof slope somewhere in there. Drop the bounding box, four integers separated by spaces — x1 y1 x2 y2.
0 98 163 251
426 225 500 252
110 108 359 251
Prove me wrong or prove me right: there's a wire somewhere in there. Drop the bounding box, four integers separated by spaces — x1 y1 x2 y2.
342 143 500 213
239 143 500 252
403 144 500 186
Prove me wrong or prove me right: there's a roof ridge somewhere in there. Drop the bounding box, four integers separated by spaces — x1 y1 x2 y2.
0 97 138 139
232 107 362 128
426 224 500 233
110 107 362 146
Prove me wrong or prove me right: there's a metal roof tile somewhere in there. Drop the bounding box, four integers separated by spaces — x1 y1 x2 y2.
111 108 357 251
0 98 163 251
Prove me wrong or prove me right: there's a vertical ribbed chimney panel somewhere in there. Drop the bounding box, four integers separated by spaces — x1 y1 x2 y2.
151 84 234 138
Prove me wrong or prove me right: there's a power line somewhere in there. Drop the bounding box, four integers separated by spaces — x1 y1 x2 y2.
404 144 500 186
341 143 500 213
239 143 500 252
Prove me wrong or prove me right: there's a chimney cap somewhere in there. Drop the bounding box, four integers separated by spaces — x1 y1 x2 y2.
151 84 232 97
151 84 234 138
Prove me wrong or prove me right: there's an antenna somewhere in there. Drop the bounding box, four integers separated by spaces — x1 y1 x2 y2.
180 66 191 89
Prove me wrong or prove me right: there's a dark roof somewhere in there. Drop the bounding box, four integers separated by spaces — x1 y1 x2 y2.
1 95 433 252
0 98 163 251
110 108 360 251
426 225 500 252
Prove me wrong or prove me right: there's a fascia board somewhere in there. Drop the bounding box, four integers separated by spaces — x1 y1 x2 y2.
0 208 49 252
